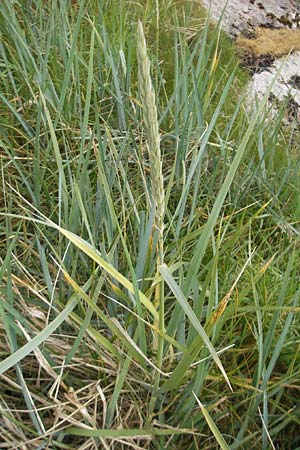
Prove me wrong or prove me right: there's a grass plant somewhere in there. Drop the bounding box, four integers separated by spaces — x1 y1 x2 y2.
1 1 300 449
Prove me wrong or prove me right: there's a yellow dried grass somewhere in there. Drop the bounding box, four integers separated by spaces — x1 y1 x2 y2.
236 27 300 57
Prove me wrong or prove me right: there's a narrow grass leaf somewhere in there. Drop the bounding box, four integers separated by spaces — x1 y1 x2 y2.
55 224 158 319
65 427 195 437
183 67 283 296
159 263 232 391
0 297 79 375
193 392 230 450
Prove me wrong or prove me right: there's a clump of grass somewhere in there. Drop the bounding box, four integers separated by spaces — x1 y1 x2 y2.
1 1 300 449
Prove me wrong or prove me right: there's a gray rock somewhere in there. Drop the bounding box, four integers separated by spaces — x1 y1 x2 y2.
247 52 300 121
202 0 300 37
201 0 300 121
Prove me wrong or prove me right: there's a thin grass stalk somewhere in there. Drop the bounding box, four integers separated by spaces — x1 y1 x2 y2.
137 20 165 418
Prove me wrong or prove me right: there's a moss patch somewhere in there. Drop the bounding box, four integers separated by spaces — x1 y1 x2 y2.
236 27 300 58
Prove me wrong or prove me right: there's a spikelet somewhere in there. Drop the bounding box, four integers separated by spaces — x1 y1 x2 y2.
137 20 164 232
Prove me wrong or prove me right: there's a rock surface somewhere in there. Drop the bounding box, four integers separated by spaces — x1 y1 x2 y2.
202 0 300 121
247 52 300 121
202 0 300 37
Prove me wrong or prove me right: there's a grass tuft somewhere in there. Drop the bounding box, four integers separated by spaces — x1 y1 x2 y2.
0 1 300 449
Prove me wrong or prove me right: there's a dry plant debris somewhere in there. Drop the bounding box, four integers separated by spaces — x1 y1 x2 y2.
236 27 300 57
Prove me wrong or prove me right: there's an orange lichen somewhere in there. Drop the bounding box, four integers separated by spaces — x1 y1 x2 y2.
236 27 300 57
